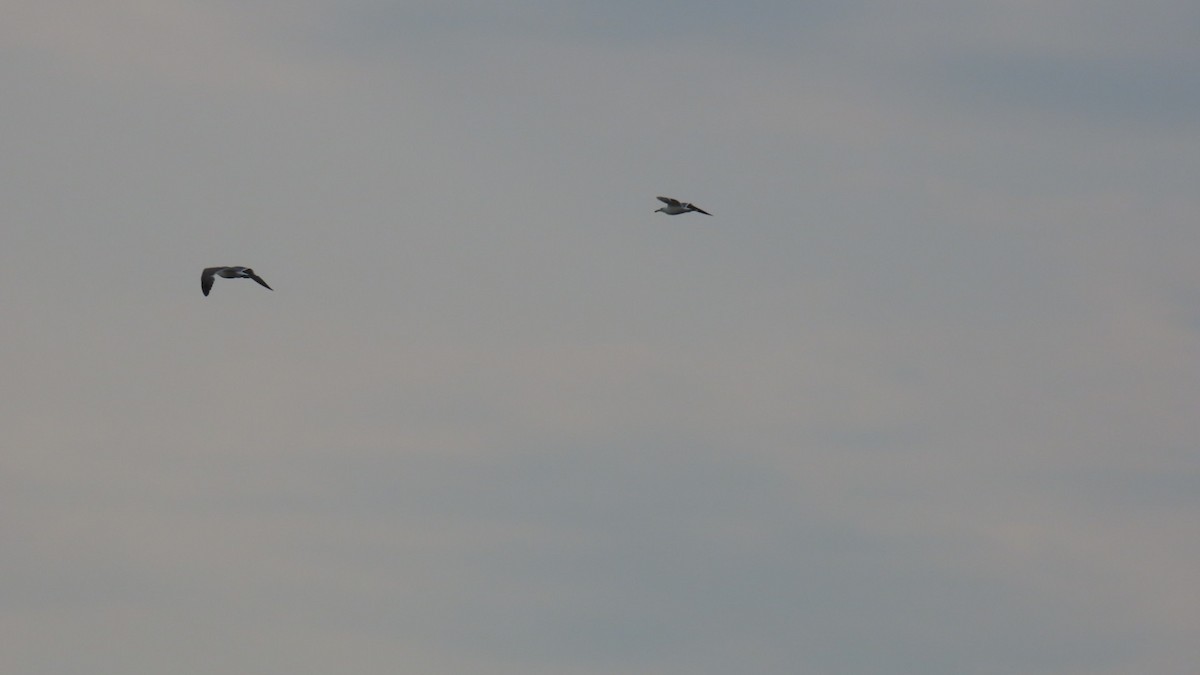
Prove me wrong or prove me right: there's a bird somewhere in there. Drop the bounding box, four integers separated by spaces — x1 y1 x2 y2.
655 196 712 216
201 266 273 296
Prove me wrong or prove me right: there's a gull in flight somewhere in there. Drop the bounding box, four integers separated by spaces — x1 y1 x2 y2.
201 266 273 296
655 196 712 216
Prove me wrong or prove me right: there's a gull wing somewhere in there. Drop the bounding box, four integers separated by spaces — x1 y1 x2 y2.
201 267 224 296
248 273 273 291
657 196 681 206
687 204 713 216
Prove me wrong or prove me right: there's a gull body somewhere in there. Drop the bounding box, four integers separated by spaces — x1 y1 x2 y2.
655 196 712 216
201 266 273 296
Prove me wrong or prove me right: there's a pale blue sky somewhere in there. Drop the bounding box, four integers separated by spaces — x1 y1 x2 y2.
3 2 1199 674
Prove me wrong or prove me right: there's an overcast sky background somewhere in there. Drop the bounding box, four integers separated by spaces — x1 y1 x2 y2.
2 2 1199 673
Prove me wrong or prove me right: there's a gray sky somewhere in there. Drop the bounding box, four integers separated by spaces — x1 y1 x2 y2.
3 1 1199 673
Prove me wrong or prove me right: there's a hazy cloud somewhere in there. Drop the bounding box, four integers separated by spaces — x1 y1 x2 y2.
3 2 1198 674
